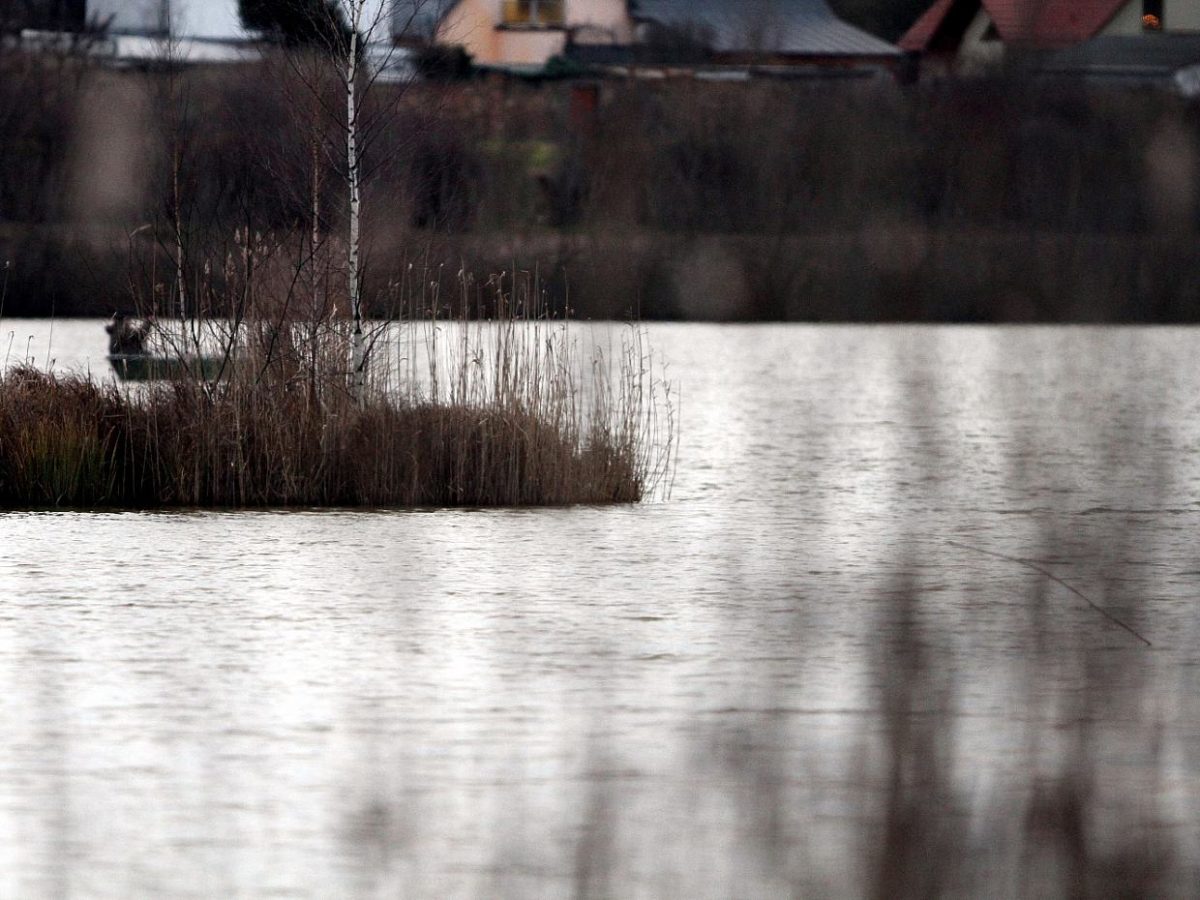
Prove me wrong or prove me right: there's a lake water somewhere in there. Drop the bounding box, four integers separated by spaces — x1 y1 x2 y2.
3 321 1200 897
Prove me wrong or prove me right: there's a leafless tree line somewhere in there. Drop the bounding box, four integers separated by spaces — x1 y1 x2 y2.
1 52 1198 320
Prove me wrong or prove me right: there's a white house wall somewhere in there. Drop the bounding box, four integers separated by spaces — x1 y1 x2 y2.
438 0 542 64
567 0 632 42
88 0 167 33
493 27 567 66
438 0 632 66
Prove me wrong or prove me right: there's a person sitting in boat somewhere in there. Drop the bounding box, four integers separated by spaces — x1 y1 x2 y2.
105 313 154 355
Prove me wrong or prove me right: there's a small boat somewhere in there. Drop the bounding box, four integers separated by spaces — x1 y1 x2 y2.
107 353 227 382
105 312 227 381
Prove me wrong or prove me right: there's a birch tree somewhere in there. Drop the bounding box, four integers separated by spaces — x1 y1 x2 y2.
344 0 366 401
338 0 433 402
243 0 429 403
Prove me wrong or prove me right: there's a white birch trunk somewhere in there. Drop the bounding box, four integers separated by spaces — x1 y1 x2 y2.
163 2 195 357
346 3 366 404
174 151 186 323
311 113 322 315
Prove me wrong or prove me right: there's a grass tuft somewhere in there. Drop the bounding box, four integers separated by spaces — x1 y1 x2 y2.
0 298 673 509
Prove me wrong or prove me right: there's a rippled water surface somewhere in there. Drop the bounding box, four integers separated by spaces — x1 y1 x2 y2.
3 322 1200 897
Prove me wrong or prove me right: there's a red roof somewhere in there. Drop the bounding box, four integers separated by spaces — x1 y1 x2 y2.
900 0 958 51
901 0 1130 51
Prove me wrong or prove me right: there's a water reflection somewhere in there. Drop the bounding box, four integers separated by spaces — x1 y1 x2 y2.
1 325 1200 896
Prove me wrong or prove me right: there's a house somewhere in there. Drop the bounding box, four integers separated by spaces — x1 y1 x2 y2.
395 0 900 75
395 0 634 72
16 1 422 77
20 3 258 70
13 1 253 42
901 0 1200 81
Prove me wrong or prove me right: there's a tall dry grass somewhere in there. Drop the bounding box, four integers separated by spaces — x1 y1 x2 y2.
0 271 674 508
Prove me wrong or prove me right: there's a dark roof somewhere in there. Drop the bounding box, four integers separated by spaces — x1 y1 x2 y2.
899 0 961 52
1037 34 1200 76
901 0 1129 51
631 0 900 57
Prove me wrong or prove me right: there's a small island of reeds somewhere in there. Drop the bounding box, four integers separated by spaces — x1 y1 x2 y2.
0 284 673 509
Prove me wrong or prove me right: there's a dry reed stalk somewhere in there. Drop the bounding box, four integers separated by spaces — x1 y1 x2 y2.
0 270 673 508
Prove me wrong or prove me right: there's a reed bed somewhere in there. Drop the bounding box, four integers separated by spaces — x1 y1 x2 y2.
0 278 673 509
